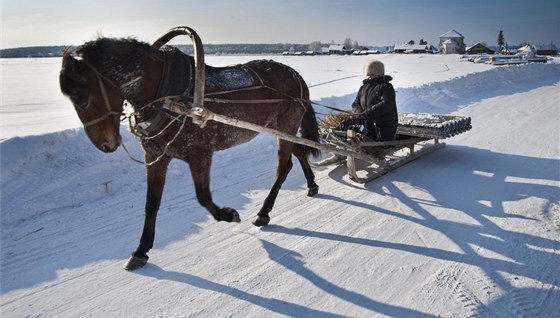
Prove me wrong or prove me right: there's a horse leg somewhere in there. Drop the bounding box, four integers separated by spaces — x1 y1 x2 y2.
253 140 294 227
292 144 319 197
124 156 171 270
188 151 241 223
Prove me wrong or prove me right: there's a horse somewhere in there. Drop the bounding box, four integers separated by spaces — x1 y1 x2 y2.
59 27 321 270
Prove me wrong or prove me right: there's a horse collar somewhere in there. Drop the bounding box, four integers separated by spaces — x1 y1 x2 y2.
129 47 194 137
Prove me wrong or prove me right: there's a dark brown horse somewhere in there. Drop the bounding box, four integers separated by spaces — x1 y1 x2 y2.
59 27 320 270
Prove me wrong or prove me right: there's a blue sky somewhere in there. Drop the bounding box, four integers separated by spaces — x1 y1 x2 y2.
1 0 558 49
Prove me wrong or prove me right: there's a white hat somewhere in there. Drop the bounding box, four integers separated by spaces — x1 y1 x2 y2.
364 60 384 77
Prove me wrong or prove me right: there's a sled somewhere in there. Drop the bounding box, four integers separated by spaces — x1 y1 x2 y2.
314 112 472 183
189 108 472 184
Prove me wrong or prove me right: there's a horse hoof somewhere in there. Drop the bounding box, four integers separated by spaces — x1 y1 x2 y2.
123 255 148 271
222 208 240 223
307 187 319 197
231 210 241 223
252 216 271 227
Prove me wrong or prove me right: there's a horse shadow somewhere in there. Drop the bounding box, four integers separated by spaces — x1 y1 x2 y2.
134 137 560 317
133 264 351 318
257 238 438 317
133 243 437 318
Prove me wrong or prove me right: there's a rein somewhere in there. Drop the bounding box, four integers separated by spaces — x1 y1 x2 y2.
306 100 351 114
130 78 351 140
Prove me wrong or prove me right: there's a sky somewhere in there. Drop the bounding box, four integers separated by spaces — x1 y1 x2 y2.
1 0 559 49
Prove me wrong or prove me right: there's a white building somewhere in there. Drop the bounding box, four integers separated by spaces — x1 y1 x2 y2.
439 30 465 54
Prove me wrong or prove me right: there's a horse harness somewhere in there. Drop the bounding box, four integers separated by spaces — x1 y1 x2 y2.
128 49 310 138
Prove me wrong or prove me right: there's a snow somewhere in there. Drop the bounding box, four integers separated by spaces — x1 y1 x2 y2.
1 54 560 317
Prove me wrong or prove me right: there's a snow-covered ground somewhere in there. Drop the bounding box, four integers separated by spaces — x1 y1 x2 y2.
1 54 559 317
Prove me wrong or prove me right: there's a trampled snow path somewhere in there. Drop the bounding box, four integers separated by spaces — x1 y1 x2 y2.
1 55 559 317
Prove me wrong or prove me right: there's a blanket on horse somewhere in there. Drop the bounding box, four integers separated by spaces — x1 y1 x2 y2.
130 47 258 137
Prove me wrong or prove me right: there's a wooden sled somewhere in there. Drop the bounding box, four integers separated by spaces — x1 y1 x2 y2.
315 113 472 183
175 105 470 184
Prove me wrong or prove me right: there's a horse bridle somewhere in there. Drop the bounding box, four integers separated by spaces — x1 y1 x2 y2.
81 61 141 127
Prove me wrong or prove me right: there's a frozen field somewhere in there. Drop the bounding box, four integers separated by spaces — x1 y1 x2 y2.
1 54 559 317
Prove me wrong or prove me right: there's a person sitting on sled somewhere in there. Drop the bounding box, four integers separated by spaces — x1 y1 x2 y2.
340 60 398 142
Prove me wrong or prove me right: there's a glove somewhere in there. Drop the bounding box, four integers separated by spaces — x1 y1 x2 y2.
337 113 363 130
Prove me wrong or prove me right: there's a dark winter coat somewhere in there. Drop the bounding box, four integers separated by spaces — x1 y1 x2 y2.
351 75 398 141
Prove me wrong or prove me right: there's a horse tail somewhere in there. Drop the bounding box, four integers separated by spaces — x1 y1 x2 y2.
300 100 322 158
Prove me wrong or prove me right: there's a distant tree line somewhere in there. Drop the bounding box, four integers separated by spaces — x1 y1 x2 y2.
406 39 428 45
0 46 72 58
0 43 311 58
1 38 369 58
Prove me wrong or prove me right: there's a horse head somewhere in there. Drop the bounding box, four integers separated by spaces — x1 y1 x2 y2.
60 50 125 153
60 28 207 152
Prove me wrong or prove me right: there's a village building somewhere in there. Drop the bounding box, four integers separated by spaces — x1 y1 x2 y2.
465 43 495 55
323 44 352 55
394 43 427 54
439 30 465 54
393 43 438 54
535 43 558 56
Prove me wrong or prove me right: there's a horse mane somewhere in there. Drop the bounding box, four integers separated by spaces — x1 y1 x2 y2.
76 37 163 88
77 37 159 63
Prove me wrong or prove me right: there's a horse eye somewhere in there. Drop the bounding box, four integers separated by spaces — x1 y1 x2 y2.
73 101 88 112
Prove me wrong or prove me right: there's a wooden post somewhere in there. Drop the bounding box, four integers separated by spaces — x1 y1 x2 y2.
346 129 360 181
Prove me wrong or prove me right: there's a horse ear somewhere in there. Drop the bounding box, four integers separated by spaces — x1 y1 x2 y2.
62 52 87 83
